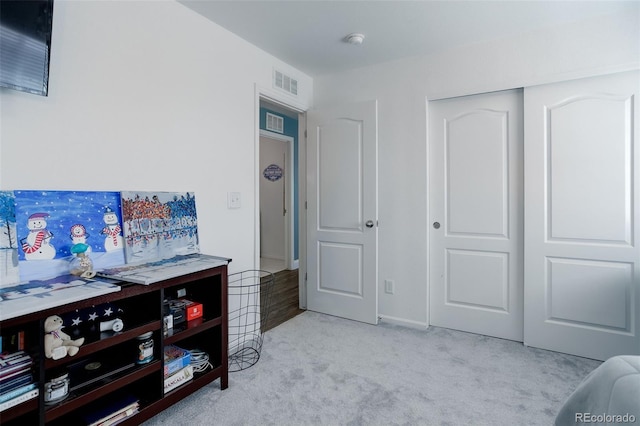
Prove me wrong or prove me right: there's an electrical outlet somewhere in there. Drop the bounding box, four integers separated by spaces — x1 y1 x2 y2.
384 279 395 295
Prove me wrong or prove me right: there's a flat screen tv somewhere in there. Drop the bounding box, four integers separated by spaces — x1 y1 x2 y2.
0 0 54 96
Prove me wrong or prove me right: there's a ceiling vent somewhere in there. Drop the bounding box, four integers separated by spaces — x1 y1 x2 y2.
274 69 298 96
266 112 284 133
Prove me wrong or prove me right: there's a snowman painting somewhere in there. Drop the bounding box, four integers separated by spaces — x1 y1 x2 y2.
21 212 56 260
101 206 123 252
70 224 92 253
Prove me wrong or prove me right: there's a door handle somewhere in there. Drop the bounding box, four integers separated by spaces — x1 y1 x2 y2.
365 220 375 228
433 222 440 229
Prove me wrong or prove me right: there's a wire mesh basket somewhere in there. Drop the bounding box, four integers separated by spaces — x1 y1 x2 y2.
228 270 274 372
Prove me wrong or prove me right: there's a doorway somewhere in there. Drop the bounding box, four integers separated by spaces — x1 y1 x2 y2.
259 131 293 273
258 98 305 329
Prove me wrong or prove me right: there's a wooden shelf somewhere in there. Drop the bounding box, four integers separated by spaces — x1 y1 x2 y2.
44 321 162 370
0 395 39 423
0 262 228 426
44 361 161 422
164 317 221 346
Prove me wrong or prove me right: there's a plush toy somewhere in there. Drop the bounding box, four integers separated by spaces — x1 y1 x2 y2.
44 315 85 359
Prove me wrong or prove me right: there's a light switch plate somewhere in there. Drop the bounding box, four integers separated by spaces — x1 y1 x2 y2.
228 192 241 209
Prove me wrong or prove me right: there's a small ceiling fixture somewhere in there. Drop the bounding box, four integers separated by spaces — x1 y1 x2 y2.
344 33 365 45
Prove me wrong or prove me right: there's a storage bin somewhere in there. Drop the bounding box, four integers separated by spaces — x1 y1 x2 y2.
227 270 274 372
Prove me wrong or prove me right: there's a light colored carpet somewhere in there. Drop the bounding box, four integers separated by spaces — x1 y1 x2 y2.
143 311 601 426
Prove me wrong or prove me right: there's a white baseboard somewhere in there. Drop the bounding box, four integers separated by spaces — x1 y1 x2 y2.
378 314 428 329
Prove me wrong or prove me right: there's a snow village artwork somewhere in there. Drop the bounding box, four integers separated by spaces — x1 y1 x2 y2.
14 191 126 282
120 191 199 264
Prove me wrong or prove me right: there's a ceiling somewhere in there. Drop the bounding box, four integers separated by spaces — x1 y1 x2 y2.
178 0 638 77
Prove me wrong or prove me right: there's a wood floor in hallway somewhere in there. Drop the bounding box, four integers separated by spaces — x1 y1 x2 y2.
262 268 305 332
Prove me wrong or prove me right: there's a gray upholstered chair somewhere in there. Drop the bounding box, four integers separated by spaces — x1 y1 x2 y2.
555 355 639 425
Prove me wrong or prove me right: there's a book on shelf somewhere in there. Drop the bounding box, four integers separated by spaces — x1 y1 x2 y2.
93 405 139 426
0 373 33 394
0 361 31 378
164 364 194 394
67 358 136 393
0 368 32 385
0 366 33 384
0 351 32 374
0 388 38 412
0 382 36 404
0 331 25 352
163 345 191 377
83 394 139 426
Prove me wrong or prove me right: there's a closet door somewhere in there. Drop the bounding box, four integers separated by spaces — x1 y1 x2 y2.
429 89 524 341
524 71 640 360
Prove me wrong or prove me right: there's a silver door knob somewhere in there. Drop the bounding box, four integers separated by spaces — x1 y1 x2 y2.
365 220 374 228
433 222 440 229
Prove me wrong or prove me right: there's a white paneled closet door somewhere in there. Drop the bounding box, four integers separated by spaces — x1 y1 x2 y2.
524 71 640 361
429 89 524 342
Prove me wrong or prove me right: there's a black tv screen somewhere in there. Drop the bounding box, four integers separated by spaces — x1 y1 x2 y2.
0 0 54 96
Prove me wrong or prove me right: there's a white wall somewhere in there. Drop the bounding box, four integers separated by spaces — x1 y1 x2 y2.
0 0 312 274
313 10 640 327
2 2 637 327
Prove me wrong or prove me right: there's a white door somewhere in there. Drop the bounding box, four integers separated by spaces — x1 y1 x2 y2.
524 71 640 360
429 89 524 341
306 100 378 324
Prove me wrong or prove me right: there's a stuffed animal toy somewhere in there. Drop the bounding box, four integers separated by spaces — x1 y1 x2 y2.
44 315 85 359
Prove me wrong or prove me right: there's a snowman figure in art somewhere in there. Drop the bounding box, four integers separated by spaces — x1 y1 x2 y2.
21 212 56 260
70 224 92 253
100 207 123 252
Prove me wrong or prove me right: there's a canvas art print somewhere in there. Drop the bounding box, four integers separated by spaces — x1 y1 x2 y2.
14 190 126 281
120 191 199 264
0 191 20 287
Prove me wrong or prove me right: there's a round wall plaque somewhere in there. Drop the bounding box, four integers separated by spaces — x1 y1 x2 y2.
263 164 283 181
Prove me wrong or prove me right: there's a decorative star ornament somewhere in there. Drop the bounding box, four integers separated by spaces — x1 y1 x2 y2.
103 307 113 317
71 317 83 326
88 312 98 321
